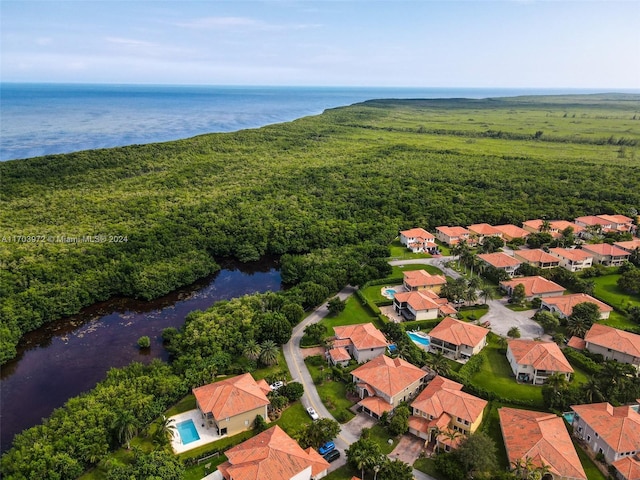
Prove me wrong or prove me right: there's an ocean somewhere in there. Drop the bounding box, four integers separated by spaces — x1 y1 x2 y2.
0 83 627 161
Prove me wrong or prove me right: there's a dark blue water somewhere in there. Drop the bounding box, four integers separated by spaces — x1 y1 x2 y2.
0 83 622 161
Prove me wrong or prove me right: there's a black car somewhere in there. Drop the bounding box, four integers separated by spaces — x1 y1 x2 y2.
323 449 341 463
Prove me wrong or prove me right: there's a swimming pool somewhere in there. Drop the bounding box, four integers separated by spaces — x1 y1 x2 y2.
407 331 430 347
385 288 397 299
562 412 575 424
176 419 201 445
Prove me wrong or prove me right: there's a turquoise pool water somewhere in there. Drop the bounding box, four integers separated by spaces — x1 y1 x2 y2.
177 419 200 445
385 289 397 299
562 412 575 424
407 332 430 346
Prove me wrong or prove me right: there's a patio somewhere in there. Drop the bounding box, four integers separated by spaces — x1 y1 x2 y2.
169 409 224 454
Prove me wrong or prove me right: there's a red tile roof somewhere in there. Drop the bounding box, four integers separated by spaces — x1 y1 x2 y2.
567 336 586 350
508 339 573 374
394 291 441 312
358 396 393 416
500 276 565 297
428 317 489 349
576 215 613 227
549 248 593 262
499 408 587 480
400 228 435 240
571 403 640 454
328 347 351 362
218 426 329 480
351 355 426 399
334 323 388 350
598 214 633 225
522 220 584 237
468 223 502 236
614 239 640 252
412 375 487 425
436 226 470 237
494 224 531 239
541 293 612 317
403 270 447 288
514 249 560 264
193 373 270 420
581 243 630 257
612 456 640 480
477 252 521 268
584 324 640 357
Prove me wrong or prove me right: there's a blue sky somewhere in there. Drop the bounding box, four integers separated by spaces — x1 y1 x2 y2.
1 1 639 88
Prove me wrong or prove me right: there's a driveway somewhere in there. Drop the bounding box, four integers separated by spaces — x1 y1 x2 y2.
483 299 543 339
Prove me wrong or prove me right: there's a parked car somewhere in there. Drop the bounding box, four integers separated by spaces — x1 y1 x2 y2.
270 381 284 391
306 407 319 420
318 441 335 455
323 449 340 463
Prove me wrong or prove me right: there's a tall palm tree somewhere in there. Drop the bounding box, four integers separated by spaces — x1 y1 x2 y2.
566 316 590 338
153 415 177 447
259 340 279 366
243 339 262 361
480 286 492 305
581 377 603 403
545 373 568 394
112 411 139 450
539 220 552 233
427 352 449 376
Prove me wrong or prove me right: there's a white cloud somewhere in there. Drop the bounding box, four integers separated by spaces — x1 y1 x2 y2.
105 37 159 48
175 16 321 31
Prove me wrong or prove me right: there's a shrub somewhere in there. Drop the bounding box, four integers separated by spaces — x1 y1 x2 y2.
279 382 304 402
137 336 151 349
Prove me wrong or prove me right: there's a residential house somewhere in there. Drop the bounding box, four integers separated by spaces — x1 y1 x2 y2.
327 346 351 367
570 402 640 466
467 223 503 244
403 269 447 294
506 339 573 385
393 290 457 321
575 215 614 234
522 219 585 239
540 293 613 320
597 214 635 234
330 323 388 364
477 252 521 276
549 248 594 272
399 228 437 254
428 317 489 360
435 226 472 246
578 324 640 367
614 239 640 254
513 249 561 269
499 407 587 480
494 224 530 242
500 276 566 300
351 355 427 418
217 425 330 480
193 373 271 437
612 455 640 480
409 375 487 452
581 243 630 266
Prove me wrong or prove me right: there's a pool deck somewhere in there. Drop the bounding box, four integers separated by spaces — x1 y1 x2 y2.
169 409 223 454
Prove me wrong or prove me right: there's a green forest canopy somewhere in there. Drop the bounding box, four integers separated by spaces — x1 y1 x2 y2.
1 94 639 364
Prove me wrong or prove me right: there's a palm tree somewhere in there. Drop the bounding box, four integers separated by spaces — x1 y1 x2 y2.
112 411 139 450
259 340 279 366
465 286 478 307
427 351 449 376
581 377 603 403
480 286 492 305
566 316 590 338
539 220 552 233
153 415 177 447
545 373 568 394
243 339 262 361
437 429 462 452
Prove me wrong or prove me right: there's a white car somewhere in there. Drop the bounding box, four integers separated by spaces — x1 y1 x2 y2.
270 381 284 391
306 407 319 420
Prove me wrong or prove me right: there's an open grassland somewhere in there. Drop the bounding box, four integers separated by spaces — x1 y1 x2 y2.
592 274 640 311
2 95 640 364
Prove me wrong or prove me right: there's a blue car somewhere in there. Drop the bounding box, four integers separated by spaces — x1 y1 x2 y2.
318 441 335 455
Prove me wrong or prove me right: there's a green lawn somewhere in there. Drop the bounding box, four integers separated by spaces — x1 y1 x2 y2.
413 457 448 479
321 296 381 335
361 284 392 305
457 305 489 321
481 402 511 470
305 357 356 423
368 424 399 454
470 337 544 407
573 440 608 480
389 264 444 277
324 465 361 480
592 274 640 311
389 240 432 260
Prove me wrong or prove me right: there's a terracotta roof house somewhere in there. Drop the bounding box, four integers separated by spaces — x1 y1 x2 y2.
612 455 640 480
327 346 351 367
499 407 587 480
582 324 640 367
540 293 613 320
477 252 521 276
193 373 271 437
570 402 640 466
428 317 489 360
351 355 427 418
332 323 388 364
435 226 472 246
575 215 614 232
500 276 566 300
506 339 573 385
549 248 594 272
393 290 456 321
467 223 503 244
217 425 330 480
409 376 487 452
403 269 447 294
581 244 630 267
522 219 585 238
514 249 561 269
598 214 635 233
614 239 640 253
567 336 587 350
494 224 531 241
399 228 437 254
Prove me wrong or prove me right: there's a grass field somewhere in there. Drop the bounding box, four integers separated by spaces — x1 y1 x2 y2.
321 296 381 334
388 240 432 260
592 274 640 327
305 357 356 423
573 440 608 480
